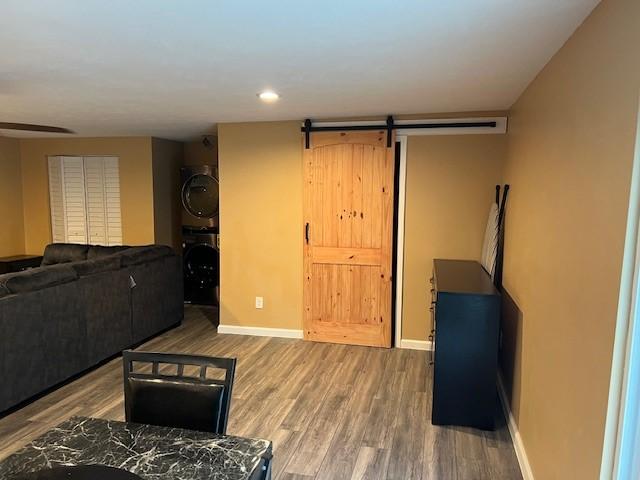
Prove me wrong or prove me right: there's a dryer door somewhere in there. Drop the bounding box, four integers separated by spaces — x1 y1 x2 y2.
184 242 219 305
182 173 219 218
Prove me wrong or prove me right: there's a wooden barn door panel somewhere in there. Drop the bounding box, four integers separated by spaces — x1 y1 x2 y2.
303 131 394 347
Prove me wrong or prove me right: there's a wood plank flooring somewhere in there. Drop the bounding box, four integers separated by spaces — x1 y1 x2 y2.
0 306 522 479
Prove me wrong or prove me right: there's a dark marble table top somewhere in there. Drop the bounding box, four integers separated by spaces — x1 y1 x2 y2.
0 416 272 480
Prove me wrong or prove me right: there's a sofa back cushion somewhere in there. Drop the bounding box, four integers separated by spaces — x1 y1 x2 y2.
87 245 130 260
118 245 174 267
70 255 122 277
42 244 89 266
0 283 10 298
0 265 78 294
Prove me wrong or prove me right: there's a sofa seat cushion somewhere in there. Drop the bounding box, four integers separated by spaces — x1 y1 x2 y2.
118 245 174 267
42 244 90 266
69 256 122 277
0 265 78 293
0 283 10 298
87 245 130 260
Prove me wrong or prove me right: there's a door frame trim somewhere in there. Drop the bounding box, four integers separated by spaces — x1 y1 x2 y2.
600 97 640 480
394 135 408 348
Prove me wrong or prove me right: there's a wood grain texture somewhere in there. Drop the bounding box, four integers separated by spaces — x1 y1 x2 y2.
303 131 394 347
0 306 522 480
312 247 382 266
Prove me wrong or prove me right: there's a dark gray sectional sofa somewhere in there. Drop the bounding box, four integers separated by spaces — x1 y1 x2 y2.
0 243 183 413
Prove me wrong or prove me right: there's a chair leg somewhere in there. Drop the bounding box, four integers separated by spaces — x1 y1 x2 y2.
262 457 272 480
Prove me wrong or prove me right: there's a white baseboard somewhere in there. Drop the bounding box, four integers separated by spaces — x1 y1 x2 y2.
399 339 434 351
216 327 434 349
217 324 304 339
497 374 534 480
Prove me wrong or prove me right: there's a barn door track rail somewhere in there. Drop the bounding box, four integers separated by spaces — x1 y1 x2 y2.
302 115 502 148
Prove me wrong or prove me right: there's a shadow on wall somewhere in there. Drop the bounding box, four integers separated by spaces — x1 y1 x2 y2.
499 287 523 422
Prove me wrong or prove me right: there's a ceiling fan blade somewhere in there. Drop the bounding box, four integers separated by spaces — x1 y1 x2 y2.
0 122 75 134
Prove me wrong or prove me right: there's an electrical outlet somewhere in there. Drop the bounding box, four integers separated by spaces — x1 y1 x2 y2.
255 296 264 309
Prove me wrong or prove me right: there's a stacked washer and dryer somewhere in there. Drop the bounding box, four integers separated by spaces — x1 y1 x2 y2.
181 165 219 306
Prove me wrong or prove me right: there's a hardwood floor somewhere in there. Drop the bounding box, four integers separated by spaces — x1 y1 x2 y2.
0 306 522 479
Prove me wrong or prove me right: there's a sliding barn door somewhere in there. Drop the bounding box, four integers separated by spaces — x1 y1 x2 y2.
303 131 394 347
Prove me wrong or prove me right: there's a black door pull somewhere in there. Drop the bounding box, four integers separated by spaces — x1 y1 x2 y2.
305 223 310 244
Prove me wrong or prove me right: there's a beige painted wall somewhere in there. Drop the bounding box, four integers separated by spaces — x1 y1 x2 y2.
218 121 302 330
217 120 506 337
500 0 640 478
403 135 506 340
0 137 25 257
184 138 217 166
19 137 155 253
152 138 184 250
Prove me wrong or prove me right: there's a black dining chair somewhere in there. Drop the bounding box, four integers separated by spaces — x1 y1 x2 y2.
122 350 236 434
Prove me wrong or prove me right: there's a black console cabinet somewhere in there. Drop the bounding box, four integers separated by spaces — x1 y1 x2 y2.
431 259 500 430
0 255 43 275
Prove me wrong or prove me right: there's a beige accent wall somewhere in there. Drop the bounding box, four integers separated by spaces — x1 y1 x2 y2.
184 138 218 166
0 137 25 256
152 138 184 250
403 135 506 340
500 0 640 478
217 121 506 337
218 121 302 330
19 137 155 253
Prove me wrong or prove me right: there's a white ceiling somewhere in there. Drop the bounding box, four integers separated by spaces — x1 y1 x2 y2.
1 0 599 140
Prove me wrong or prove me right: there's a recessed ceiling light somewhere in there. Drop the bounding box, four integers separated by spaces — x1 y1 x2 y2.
258 90 279 102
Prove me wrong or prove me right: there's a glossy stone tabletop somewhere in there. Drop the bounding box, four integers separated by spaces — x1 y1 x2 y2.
0 416 271 480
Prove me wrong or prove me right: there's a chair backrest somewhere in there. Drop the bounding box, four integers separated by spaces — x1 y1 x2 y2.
122 350 236 434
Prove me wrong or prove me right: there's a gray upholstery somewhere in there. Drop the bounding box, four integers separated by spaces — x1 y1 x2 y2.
128 254 183 342
0 244 183 413
80 268 132 365
0 265 78 293
41 243 89 265
87 245 130 260
69 255 121 276
117 245 173 267
0 284 85 409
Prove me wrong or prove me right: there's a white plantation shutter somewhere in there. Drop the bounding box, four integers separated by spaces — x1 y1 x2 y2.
103 156 122 245
47 157 67 243
48 156 122 246
61 156 88 244
84 156 107 244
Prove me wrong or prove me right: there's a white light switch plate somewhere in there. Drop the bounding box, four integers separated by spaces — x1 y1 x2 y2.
255 296 264 309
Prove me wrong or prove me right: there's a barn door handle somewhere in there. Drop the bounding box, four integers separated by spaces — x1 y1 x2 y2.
305 223 310 244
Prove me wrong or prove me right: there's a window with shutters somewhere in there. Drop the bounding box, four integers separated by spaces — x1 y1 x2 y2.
48 156 122 245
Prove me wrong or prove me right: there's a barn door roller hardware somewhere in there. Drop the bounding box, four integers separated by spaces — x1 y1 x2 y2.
302 116 498 149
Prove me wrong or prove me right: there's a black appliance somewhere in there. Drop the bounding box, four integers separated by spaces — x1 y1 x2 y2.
181 165 219 230
183 229 219 306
